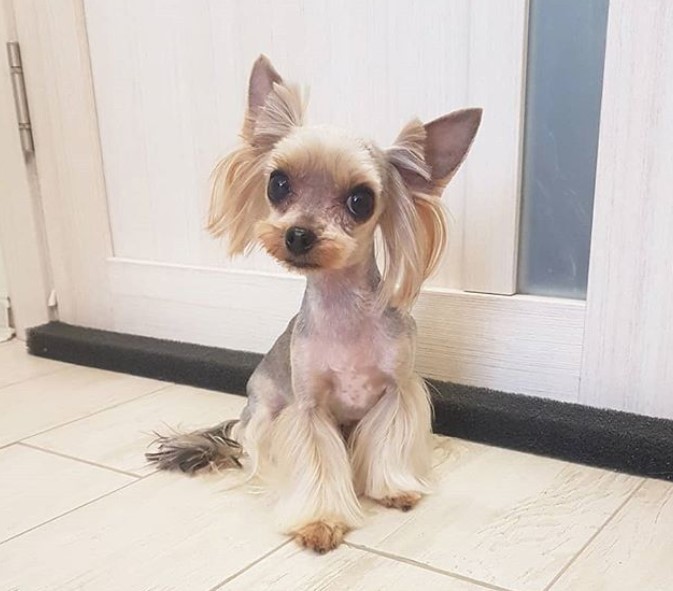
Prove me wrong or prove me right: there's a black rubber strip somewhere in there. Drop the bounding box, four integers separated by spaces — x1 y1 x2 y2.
27 321 673 482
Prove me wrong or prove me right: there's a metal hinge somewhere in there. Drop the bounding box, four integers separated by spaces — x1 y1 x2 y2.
0 296 14 342
6 41 34 153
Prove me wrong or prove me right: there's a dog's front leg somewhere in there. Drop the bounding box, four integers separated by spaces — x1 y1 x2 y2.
350 374 434 511
270 397 362 553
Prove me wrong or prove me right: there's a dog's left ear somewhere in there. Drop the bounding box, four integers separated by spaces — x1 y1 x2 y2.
378 108 482 310
388 108 482 196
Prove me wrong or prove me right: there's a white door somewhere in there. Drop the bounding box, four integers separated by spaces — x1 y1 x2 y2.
3 0 672 418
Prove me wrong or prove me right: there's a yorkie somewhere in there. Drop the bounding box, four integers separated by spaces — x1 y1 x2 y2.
147 55 481 553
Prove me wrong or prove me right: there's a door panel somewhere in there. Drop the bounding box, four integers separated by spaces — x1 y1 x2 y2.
12 0 589 403
580 0 673 419
84 0 526 292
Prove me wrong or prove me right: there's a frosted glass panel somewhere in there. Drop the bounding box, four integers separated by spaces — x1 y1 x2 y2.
518 0 609 298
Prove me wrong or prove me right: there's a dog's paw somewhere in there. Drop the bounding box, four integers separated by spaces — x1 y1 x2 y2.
376 492 422 512
295 521 347 554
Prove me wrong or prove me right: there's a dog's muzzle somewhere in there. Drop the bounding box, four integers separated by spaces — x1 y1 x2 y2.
285 226 317 255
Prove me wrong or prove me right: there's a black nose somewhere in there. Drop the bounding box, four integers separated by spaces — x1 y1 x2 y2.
285 226 317 255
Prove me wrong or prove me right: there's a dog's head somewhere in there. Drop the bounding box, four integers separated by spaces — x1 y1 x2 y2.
208 56 481 309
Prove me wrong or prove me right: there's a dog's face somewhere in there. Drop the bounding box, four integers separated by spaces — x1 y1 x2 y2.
208 56 482 308
256 127 384 272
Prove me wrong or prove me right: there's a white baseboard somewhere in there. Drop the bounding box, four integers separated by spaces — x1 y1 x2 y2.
107 257 585 402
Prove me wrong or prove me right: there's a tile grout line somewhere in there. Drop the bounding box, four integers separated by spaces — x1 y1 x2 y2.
208 539 293 591
0 474 152 547
0 366 71 393
345 541 518 591
542 478 647 591
17 441 142 479
10 382 175 446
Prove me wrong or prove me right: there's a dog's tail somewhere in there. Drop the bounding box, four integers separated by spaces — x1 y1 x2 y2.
145 420 243 475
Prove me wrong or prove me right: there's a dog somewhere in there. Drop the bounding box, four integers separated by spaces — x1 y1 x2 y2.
147 55 481 554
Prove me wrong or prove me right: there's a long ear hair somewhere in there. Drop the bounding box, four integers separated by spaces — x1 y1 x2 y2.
207 56 306 255
379 109 482 310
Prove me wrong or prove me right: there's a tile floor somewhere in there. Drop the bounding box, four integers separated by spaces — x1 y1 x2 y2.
0 338 671 591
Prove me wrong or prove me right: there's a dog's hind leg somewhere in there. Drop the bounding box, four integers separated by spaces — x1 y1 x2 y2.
146 318 295 477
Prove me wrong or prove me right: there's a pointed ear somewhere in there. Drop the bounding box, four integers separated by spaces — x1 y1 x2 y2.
208 56 307 254
241 55 306 147
388 108 482 195
424 108 482 189
247 55 283 119
377 109 481 309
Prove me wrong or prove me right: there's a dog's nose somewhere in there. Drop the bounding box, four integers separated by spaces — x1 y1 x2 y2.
285 226 317 255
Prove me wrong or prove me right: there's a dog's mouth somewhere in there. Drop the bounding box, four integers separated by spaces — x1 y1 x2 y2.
255 221 352 273
281 255 322 271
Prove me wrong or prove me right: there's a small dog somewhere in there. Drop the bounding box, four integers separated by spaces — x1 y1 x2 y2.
147 55 481 553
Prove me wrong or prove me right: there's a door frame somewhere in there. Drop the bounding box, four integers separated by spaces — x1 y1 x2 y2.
0 0 52 338
6 0 671 418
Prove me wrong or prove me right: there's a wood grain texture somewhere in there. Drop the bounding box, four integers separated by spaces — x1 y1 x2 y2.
108 258 585 400
0 444 134 543
12 0 114 328
0 339 65 388
462 0 527 294
0 0 52 336
415 290 585 400
83 0 525 293
581 1 673 419
350 440 642 591
28 385 247 476
0 347 667 591
221 543 489 591
550 479 673 591
0 470 286 591
0 364 166 446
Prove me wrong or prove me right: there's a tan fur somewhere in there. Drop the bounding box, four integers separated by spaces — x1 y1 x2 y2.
207 144 268 253
256 219 358 271
270 127 382 196
254 220 289 264
295 520 348 554
207 74 306 254
268 403 363 533
349 376 434 501
150 56 482 555
238 404 274 484
377 492 422 511
377 119 449 310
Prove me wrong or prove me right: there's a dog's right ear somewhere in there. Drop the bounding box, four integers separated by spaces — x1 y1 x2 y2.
208 56 305 253
248 55 283 113
242 55 306 149
242 55 283 139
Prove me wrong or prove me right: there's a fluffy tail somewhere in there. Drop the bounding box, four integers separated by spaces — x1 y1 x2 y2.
146 420 243 475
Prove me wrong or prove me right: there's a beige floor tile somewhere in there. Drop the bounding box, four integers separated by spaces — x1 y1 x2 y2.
0 365 167 446
350 441 642 591
0 340 68 388
0 470 285 591
550 479 673 591
0 444 134 543
221 543 490 591
28 384 247 475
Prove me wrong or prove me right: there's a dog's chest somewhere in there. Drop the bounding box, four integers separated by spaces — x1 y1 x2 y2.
308 328 393 423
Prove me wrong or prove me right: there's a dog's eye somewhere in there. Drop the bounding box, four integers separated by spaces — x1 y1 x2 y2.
346 186 375 221
268 170 291 204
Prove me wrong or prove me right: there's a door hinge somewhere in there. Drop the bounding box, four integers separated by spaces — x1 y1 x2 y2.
0 296 15 342
6 41 34 154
